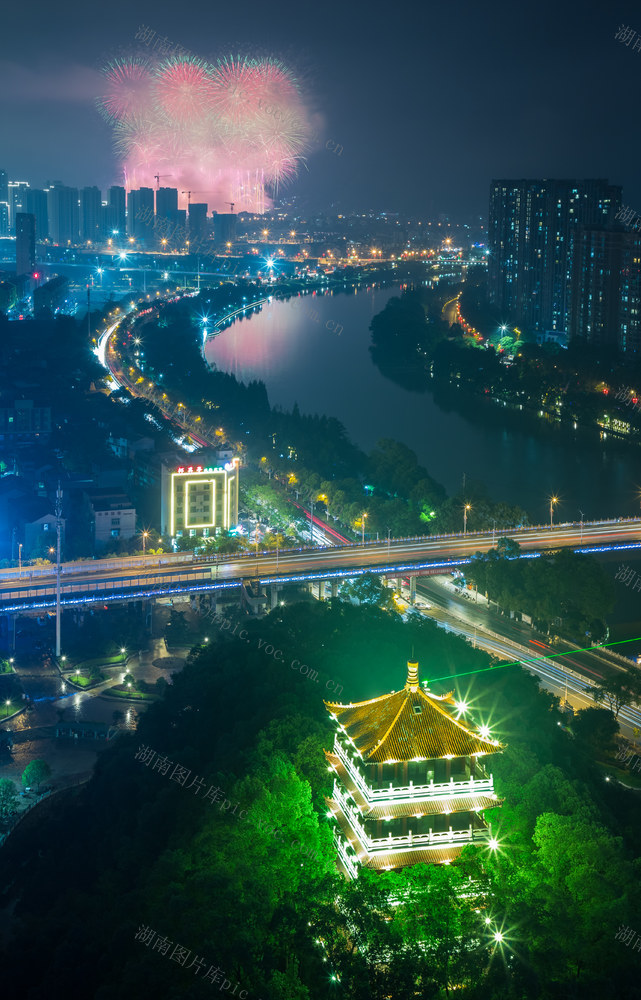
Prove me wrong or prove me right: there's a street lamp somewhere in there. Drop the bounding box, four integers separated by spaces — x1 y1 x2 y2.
361 512 368 546
463 504 471 535
18 542 22 577
578 509 584 543
4 700 9 717
142 531 149 556
549 496 558 530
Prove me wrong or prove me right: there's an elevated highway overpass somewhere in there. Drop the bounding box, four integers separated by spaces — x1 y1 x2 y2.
0 518 638 614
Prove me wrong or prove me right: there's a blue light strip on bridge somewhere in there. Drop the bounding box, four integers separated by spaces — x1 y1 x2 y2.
1 540 638 612
0 580 241 613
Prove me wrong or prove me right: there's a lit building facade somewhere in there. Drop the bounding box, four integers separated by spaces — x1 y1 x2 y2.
161 458 239 539
569 227 641 357
488 179 621 334
127 188 154 242
47 184 79 245
325 660 503 879
15 212 36 276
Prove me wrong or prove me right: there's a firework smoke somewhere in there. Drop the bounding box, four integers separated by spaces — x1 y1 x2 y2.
98 54 312 213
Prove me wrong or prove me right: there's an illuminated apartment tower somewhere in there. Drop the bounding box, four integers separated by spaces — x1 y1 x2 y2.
325 660 503 879
488 178 621 334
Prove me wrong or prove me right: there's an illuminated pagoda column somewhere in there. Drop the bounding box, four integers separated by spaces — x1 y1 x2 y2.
324 660 503 879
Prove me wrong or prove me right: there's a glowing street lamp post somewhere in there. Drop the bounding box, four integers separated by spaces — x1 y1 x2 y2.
361 512 367 547
463 504 471 536
55 483 62 659
550 496 558 530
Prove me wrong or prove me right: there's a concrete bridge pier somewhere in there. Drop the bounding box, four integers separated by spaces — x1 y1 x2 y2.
331 580 339 599
409 576 416 605
270 584 280 610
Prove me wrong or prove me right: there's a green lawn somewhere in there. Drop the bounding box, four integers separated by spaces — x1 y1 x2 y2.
108 685 155 701
73 654 127 671
595 758 641 789
67 675 95 688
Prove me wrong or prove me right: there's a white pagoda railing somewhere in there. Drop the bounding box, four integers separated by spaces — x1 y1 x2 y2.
332 830 359 879
331 783 487 853
332 738 494 803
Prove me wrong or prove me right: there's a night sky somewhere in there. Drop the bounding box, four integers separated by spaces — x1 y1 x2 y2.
2 0 641 218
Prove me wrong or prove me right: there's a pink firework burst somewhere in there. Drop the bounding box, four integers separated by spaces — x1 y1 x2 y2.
208 57 264 125
252 58 300 107
154 57 213 121
100 50 313 213
99 57 154 123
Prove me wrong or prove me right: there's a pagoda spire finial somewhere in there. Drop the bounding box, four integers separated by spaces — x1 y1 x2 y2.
405 659 419 692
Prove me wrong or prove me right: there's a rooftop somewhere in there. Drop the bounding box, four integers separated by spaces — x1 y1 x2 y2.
324 660 504 763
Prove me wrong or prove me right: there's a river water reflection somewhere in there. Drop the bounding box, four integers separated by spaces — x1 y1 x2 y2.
204 284 640 522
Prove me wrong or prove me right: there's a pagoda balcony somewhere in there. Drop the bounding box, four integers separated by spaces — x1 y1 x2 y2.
332 830 359 879
331 783 489 854
332 738 494 803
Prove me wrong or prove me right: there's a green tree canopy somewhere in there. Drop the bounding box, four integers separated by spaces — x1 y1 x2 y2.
21 759 52 792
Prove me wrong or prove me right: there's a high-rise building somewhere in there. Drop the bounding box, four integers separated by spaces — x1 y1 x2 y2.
8 181 30 230
212 212 237 247
80 186 102 243
155 187 179 245
0 202 9 238
47 184 79 244
488 179 621 335
25 189 48 240
0 169 8 204
105 185 126 236
15 213 36 276
570 227 641 356
127 188 154 242
188 203 208 245
324 659 503 877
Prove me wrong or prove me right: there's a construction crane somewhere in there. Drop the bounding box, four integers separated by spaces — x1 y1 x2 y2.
182 190 215 207
154 174 172 189
227 202 235 213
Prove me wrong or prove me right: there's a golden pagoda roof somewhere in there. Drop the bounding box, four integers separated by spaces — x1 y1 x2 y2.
324 660 504 763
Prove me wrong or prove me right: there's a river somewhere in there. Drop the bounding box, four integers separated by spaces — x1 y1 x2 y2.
204 284 641 524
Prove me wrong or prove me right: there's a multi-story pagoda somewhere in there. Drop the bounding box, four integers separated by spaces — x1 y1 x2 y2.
324 660 504 878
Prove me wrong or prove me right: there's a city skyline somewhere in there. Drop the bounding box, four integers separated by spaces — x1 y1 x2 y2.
2 0 641 216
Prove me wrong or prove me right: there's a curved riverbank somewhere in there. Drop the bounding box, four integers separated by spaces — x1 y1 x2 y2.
203 285 641 521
